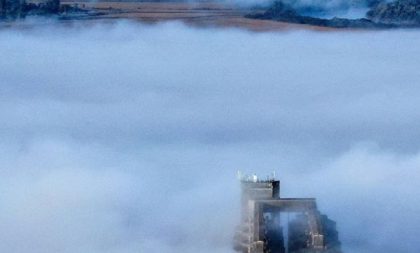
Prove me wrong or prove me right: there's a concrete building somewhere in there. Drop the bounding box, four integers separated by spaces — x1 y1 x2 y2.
233 173 341 253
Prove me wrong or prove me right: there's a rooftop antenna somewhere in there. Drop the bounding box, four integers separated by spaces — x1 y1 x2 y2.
236 170 243 181
251 173 258 182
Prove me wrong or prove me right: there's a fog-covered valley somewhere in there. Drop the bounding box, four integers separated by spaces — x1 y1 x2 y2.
0 21 420 253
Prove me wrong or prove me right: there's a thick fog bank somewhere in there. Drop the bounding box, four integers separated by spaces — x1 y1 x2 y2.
1 22 420 253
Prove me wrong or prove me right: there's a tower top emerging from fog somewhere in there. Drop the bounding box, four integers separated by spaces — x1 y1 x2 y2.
234 172 341 253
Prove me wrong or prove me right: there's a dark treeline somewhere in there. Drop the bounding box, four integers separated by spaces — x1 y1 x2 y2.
1 0 60 19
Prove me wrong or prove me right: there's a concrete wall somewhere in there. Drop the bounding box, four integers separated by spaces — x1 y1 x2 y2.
234 179 333 253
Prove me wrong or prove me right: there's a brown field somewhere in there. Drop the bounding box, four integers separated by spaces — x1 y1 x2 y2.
61 1 333 31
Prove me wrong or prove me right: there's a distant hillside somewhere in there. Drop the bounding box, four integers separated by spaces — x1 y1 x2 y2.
367 0 420 25
247 1 388 28
248 0 420 28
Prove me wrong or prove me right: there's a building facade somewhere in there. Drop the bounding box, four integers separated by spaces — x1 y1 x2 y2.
234 174 341 253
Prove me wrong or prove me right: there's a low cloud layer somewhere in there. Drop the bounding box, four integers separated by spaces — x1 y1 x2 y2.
282 0 371 9
1 21 420 253
232 0 376 18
